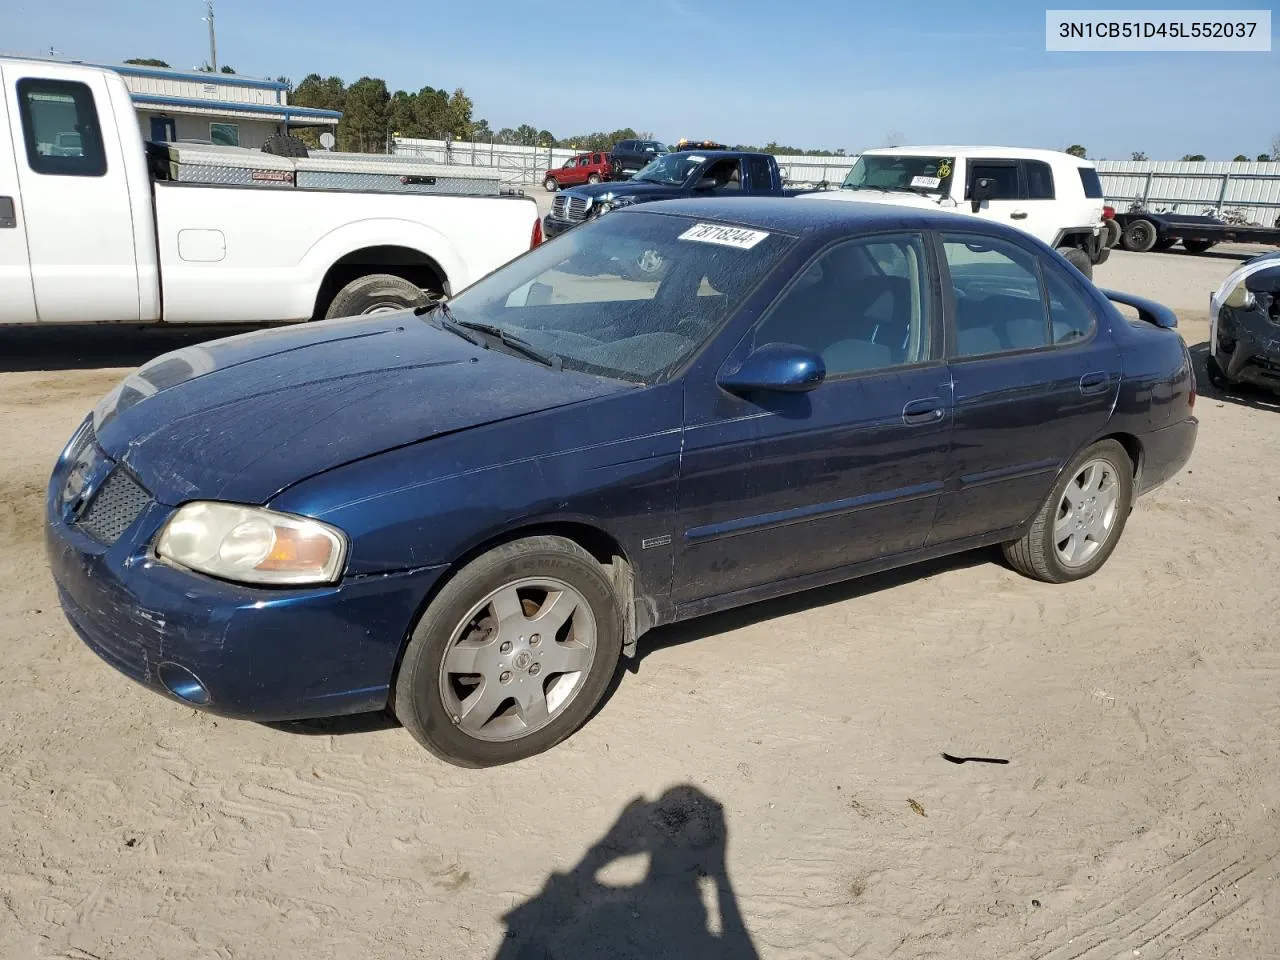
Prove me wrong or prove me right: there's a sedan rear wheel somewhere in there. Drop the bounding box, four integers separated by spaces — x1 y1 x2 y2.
1002 439 1134 583
393 536 623 766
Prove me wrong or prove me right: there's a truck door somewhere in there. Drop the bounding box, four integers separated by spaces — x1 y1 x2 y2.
0 66 37 322
6 67 140 322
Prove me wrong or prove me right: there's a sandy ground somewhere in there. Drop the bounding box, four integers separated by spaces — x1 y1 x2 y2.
2 244 1278 960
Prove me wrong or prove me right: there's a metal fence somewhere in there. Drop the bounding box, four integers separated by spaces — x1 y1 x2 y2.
1092 160 1280 225
391 138 1280 225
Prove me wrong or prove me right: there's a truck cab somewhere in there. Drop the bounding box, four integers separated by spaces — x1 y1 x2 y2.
543 150 797 239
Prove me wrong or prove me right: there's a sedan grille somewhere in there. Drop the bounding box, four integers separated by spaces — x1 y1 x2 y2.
76 468 153 545
551 194 589 223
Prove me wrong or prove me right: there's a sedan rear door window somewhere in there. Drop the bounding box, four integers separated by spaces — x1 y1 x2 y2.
942 234 1050 356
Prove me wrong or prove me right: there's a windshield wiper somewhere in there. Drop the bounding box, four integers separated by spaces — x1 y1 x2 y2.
456 320 562 370
416 299 482 346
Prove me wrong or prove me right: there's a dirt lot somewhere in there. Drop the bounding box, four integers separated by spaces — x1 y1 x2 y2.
2 244 1278 960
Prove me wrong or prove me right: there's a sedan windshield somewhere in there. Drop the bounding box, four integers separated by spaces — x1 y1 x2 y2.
841 154 955 196
440 211 796 384
632 153 705 186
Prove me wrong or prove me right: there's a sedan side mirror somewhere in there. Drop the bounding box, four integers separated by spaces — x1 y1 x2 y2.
718 342 826 395
970 177 994 213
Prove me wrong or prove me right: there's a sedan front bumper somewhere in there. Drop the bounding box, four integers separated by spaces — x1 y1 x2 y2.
45 437 446 723
1210 304 1280 392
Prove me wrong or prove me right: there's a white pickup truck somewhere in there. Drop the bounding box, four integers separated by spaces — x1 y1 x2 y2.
0 57 542 326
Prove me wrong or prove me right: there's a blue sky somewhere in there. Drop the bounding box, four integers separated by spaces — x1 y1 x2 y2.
2 0 1276 158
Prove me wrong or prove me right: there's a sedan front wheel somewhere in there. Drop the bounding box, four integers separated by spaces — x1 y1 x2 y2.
393 536 623 766
1002 439 1134 583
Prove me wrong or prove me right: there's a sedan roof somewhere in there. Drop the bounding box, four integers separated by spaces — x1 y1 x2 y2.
623 195 1039 245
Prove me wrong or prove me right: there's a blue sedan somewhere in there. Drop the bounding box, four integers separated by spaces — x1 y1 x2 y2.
45 198 1198 767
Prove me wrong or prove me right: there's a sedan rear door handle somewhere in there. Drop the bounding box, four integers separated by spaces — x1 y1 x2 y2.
1079 371 1111 395
902 397 946 425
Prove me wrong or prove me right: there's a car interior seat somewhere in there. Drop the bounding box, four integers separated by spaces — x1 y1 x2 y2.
954 292 1048 355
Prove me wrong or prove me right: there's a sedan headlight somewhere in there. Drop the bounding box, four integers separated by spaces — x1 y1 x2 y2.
1224 280 1255 311
155 502 348 586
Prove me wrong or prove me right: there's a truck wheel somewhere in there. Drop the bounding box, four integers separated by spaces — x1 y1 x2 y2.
543 177 558 192
261 133 309 158
1182 238 1215 255
1060 246 1094 280
324 273 433 320
587 173 601 184
1121 218 1158 252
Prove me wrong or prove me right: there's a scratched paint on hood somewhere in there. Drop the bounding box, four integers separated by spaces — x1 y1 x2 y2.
91 312 629 505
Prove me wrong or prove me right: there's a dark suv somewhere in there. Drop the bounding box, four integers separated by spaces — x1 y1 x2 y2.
609 139 669 179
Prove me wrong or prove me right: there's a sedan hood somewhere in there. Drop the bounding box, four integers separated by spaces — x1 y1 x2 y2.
91 313 629 505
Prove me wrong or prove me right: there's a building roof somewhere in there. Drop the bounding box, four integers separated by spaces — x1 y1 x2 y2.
95 62 289 91
130 93 341 125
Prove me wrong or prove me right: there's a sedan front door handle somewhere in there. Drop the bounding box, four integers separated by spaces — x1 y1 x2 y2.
1010 210 1029 220
902 397 945 425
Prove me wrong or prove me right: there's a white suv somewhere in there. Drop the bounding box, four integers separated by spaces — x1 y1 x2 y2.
798 146 1109 279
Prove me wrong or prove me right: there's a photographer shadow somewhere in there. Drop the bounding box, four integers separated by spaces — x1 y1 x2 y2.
494 785 759 960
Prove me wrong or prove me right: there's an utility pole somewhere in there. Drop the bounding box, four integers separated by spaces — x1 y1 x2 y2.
203 0 218 72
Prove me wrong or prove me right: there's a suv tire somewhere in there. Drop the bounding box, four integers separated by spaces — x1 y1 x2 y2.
1060 246 1094 280
543 177 558 192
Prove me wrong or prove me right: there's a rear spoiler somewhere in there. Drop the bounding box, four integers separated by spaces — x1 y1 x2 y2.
1099 288 1178 329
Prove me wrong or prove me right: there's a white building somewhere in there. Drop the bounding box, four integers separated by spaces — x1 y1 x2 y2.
92 62 341 149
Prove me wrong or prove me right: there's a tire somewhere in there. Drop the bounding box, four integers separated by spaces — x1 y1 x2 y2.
1094 246 1111 266
393 535 624 767
1103 218 1122 249
324 273 433 320
1002 439 1134 584
261 133 309 158
1121 218 1159 252
587 173 601 184
1182 238 1215 255
1153 238 1177 252
1060 246 1094 280
1205 353 1231 391
543 177 558 192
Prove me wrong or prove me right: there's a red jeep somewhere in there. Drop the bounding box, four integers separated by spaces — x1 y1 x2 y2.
543 151 612 192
